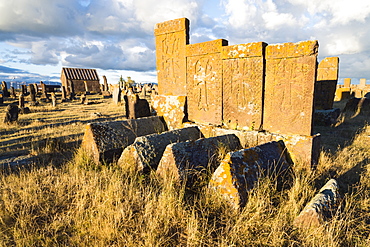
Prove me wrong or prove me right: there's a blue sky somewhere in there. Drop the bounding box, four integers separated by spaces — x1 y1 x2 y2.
1 0 370 85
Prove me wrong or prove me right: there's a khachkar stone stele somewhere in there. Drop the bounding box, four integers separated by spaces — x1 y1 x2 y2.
186 39 228 125
222 42 267 130
154 18 189 96
264 40 319 136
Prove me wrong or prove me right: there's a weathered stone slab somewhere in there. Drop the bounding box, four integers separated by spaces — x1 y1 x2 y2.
210 141 292 208
81 116 166 164
157 134 242 182
186 39 228 125
264 40 318 136
118 126 203 172
124 92 151 119
316 57 339 81
222 42 266 130
151 95 187 130
155 18 189 95
294 179 340 228
315 57 339 110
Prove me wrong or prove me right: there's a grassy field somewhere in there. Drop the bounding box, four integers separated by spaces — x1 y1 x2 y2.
0 94 369 246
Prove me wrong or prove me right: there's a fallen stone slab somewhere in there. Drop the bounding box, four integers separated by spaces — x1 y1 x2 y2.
81 116 166 164
209 141 293 208
118 126 203 172
294 179 340 228
183 122 321 168
156 134 242 183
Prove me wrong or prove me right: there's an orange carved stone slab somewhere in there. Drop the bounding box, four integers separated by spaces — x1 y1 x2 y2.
264 40 318 136
155 18 189 95
186 39 228 125
222 42 266 130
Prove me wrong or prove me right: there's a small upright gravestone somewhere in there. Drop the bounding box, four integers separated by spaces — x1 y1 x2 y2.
28 84 38 106
0 93 3 104
4 104 19 124
10 87 16 98
61 86 67 102
19 93 25 108
21 85 28 96
124 90 151 119
51 92 57 107
40 81 50 101
112 87 121 105
1 81 10 97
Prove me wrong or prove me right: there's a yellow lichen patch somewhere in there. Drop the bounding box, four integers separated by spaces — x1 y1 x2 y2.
210 153 240 208
317 57 339 81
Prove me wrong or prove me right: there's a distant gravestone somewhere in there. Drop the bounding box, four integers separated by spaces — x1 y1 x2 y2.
10 87 16 98
19 93 25 108
124 92 151 119
61 86 67 101
103 75 108 92
4 104 19 124
51 92 57 107
40 81 50 101
0 93 3 104
112 87 121 105
343 78 351 88
1 81 10 97
28 84 37 104
21 85 27 96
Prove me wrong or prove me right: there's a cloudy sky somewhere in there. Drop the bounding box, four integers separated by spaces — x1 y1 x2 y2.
1 0 370 85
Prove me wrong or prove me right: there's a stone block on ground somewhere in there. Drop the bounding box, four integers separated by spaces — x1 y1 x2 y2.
152 95 187 130
118 126 203 172
314 108 341 126
210 141 293 208
157 134 242 183
294 179 340 228
81 116 166 164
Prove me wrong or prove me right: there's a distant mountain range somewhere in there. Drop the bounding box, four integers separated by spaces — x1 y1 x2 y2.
1 80 61 89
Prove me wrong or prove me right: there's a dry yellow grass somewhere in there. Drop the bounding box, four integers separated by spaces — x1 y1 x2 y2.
0 97 369 246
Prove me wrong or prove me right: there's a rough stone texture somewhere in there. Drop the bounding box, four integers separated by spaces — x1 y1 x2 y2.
315 57 339 110
157 134 242 182
81 116 167 164
183 122 320 168
118 126 203 172
151 95 187 130
186 39 228 125
343 78 351 88
4 104 19 124
222 42 266 130
155 18 189 95
334 87 351 101
294 179 340 228
264 41 318 136
0 94 3 104
314 108 341 126
210 141 292 208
